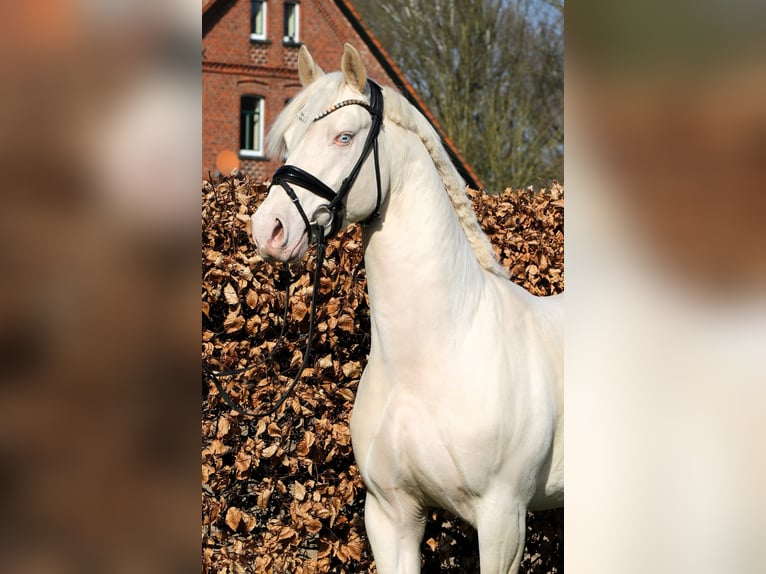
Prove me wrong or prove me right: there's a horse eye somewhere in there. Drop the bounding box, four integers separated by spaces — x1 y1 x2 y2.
335 132 353 146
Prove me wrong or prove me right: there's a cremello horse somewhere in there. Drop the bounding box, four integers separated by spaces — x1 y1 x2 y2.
251 44 563 574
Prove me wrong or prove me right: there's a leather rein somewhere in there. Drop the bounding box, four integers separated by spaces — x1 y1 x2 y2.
204 80 384 418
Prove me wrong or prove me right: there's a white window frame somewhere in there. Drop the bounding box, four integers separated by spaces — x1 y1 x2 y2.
283 2 299 44
249 0 267 42
240 95 265 158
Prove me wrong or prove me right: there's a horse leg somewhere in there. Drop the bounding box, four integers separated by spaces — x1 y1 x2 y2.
476 496 527 574
364 491 426 574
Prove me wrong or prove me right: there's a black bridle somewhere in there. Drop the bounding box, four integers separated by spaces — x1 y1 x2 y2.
271 79 384 242
204 80 384 418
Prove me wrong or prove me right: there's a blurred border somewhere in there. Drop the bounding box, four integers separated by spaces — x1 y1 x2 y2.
0 1 201 572
566 1 766 572
3 0 765 572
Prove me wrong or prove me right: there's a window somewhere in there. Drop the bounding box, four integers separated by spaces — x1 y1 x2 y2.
250 0 266 41
283 2 299 44
240 95 265 157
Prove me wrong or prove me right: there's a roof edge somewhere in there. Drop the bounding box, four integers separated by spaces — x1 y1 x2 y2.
203 0 237 37
332 0 484 191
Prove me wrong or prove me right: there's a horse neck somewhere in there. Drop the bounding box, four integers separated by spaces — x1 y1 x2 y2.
361 129 488 363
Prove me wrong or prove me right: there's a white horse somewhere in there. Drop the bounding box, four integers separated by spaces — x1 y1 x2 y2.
251 44 563 574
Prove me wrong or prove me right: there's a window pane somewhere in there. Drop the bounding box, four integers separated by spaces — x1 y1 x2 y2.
251 103 261 151
240 96 262 153
251 1 264 36
284 3 297 40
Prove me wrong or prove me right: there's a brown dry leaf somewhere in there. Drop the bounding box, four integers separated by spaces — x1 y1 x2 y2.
245 289 259 309
223 283 238 305
341 361 362 379
225 506 242 531
254 556 272 571
292 299 308 322
216 415 232 438
295 430 315 456
344 534 364 562
223 310 244 333
317 354 333 369
241 512 258 532
305 517 322 535
261 444 278 458
267 422 282 438
234 450 251 475
277 525 297 542
204 439 229 456
337 313 355 333
317 540 333 559
255 418 267 437
257 486 273 509
325 297 340 316
205 250 223 264
327 497 342 528
202 463 214 484
293 481 306 501
290 349 304 368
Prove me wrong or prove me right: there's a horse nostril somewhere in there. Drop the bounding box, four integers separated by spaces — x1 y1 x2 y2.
270 218 284 244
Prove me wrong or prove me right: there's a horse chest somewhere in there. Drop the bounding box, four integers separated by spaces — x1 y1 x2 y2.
351 381 500 520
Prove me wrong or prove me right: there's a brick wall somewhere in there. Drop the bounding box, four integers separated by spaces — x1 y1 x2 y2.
202 0 398 180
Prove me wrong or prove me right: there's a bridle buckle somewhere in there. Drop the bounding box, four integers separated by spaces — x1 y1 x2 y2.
310 204 337 242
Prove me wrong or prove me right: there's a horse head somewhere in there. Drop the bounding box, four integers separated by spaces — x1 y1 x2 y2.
251 43 389 262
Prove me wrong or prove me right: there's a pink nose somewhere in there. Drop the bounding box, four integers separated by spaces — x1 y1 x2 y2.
254 217 287 259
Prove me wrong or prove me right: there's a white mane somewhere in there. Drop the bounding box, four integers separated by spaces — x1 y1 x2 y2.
379 85 508 279
267 73 508 279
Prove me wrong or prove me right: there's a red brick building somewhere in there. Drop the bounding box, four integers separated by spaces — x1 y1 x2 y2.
202 0 482 188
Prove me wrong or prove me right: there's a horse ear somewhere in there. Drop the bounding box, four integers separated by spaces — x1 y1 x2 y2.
341 43 367 92
298 45 324 86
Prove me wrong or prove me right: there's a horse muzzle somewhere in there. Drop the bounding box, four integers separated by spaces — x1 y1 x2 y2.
251 208 310 262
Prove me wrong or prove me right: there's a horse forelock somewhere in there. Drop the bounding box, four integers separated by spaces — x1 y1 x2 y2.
266 72 351 159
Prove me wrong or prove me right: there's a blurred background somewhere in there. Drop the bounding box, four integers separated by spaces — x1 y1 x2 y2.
566 1 766 572
0 0 200 572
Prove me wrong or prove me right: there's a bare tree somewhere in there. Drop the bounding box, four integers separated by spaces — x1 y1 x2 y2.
355 0 563 192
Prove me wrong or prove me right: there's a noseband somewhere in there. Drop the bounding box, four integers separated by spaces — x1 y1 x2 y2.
270 79 384 242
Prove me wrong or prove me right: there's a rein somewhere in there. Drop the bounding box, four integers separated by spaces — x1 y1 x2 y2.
204 80 384 418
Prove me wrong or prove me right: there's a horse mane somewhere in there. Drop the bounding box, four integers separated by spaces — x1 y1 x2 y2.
379 86 509 279
267 73 508 279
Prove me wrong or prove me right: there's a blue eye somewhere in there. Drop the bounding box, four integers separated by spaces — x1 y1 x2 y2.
335 132 353 145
